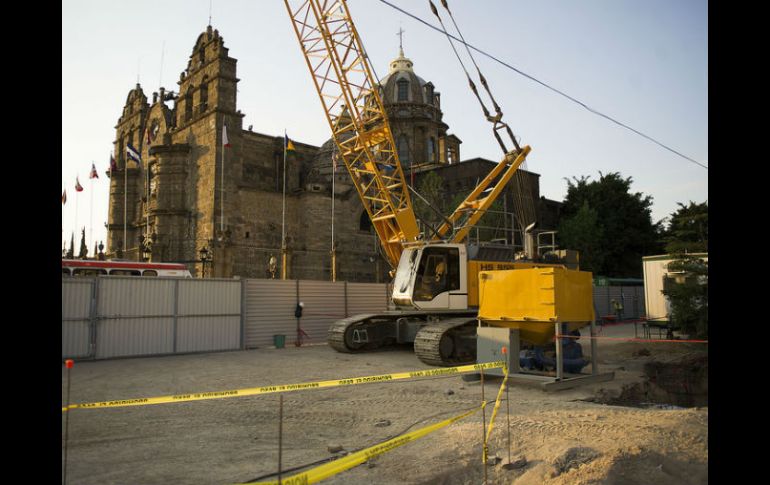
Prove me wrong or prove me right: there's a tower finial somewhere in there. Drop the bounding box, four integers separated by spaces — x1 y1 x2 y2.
208 0 213 26
397 26 405 56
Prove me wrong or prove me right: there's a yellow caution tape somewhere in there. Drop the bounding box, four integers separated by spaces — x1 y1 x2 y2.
62 361 504 412
243 404 483 484
483 365 509 464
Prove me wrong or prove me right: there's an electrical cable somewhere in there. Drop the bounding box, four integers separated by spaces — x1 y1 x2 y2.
375 0 708 170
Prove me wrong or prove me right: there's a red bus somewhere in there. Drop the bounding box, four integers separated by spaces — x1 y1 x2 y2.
62 259 193 277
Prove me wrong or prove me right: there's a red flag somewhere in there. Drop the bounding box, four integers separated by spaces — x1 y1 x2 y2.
62 189 67 205
223 125 231 148
90 163 99 179
75 177 83 192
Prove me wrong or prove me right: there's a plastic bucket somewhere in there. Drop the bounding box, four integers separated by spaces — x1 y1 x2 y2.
273 334 286 349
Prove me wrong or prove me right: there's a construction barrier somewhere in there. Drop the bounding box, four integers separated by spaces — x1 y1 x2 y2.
62 361 505 412
243 404 485 484
482 364 509 464
555 333 708 344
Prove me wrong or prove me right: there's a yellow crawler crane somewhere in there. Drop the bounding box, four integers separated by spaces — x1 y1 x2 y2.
284 0 575 365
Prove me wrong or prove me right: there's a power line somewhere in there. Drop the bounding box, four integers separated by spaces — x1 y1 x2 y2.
375 0 708 170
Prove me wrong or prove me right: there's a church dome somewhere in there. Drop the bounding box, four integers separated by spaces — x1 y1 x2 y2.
378 47 433 105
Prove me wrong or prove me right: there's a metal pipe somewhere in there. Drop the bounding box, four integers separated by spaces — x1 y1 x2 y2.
555 322 563 380
278 394 283 485
480 367 487 484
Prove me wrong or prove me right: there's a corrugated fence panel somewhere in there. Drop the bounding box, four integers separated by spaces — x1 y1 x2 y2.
243 279 297 349
97 277 176 317
593 286 610 318
96 277 177 358
96 317 174 359
177 279 242 352
299 280 346 343
347 282 389 315
62 278 94 358
177 279 241 316
176 316 241 353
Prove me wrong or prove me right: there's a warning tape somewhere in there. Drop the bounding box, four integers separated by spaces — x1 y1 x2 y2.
243 404 483 484
62 361 504 412
555 334 708 344
482 365 509 465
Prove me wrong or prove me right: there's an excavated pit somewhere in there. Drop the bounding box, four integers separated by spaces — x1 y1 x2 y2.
591 352 708 408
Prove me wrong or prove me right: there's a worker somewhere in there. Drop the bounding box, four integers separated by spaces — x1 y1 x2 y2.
612 298 624 321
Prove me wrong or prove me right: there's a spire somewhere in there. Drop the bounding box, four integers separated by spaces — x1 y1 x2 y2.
397 27 405 57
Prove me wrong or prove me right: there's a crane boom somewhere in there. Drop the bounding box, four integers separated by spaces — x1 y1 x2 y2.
284 0 420 268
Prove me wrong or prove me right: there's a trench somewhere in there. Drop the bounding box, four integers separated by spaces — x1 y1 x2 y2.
592 353 708 409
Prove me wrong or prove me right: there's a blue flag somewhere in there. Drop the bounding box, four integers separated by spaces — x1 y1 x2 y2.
126 143 142 167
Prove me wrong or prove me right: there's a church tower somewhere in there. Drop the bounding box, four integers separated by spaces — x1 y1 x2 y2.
107 84 148 259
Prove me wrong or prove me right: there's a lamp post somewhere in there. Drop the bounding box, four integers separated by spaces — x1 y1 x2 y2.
199 246 211 278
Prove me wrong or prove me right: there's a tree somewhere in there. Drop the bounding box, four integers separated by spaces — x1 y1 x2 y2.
413 171 445 229
78 228 88 259
557 172 662 277
661 255 708 338
556 201 604 273
663 201 708 254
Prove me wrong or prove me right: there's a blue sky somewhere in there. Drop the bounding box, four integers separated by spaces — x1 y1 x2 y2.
62 0 707 253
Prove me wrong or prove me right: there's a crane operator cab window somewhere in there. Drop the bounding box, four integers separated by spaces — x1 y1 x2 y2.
414 247 460 301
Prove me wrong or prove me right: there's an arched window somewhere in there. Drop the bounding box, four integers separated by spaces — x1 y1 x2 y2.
427 137 436 163
184 86 194 121
200 76 209 112
397 135 410 167
397 79 409 102
359 211 372 232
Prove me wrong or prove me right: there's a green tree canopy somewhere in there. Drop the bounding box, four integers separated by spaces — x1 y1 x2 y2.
557 172 662 277
663 201 708 254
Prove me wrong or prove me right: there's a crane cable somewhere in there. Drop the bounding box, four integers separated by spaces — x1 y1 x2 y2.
376 0 708 171
430 0 537 235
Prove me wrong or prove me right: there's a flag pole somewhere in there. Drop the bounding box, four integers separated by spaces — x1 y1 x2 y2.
281 129 287 280
90 164 94 256
331 154 335 282
221 122 225 234
145 132 149 252
74 177 79 252
124 152 127 256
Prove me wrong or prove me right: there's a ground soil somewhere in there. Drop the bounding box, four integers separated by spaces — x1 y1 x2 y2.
61 322 707 484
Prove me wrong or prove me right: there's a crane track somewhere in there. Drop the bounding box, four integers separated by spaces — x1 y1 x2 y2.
327 312 478 366
414 318 478 366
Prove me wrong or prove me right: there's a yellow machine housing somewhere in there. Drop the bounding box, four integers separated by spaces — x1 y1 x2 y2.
477 267 594 345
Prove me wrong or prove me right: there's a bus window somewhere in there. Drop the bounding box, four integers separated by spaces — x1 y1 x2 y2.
109 269 141 276
62 268 72 275
142 270 158 277
73 268 108 276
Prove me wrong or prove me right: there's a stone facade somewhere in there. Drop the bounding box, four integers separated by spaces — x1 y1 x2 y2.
106 26 560 281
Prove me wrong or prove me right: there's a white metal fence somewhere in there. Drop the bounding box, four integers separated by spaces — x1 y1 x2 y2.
62 277 390 360
62 277 642 360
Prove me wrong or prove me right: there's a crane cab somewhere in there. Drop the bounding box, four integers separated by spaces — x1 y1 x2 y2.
391 243 469 311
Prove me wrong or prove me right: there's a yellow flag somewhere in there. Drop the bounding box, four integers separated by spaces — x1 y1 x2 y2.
285 134 296 152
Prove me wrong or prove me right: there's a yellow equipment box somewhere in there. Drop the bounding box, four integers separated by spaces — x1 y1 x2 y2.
477 267 594 345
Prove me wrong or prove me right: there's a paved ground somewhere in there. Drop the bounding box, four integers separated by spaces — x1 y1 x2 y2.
61 322 707 485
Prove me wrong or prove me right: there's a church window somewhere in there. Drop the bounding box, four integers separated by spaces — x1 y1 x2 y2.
428 137 436 163
397 79 409 102
397 135 410 167
359 211 372 232
185 86 194 121
200 76 209 112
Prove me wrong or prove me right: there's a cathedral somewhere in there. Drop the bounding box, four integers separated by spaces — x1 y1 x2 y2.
106 26 561 281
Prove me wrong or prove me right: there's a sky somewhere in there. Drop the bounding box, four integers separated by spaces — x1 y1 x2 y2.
62 0 707 254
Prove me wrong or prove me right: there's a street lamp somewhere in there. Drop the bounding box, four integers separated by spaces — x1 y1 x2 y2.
199 246 211 278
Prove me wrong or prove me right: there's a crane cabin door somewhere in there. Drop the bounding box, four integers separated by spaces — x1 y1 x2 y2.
411 245 467 310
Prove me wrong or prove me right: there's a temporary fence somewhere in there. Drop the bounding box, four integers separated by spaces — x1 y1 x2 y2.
62 277 389 360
